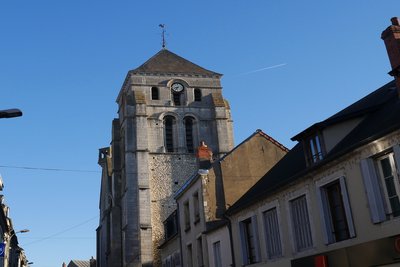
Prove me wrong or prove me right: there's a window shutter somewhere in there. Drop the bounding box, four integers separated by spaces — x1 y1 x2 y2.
263 208 283 258
393 145 400 175
360 158 386 223
251 215 261 263
339 177 356 238
316 188 334 244
239 222 248 265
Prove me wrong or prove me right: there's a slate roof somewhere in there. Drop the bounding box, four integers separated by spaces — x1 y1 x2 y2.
292 81 397 141
68 260 90 267
204 219 229 234
226 80 400 215
130 49 221 77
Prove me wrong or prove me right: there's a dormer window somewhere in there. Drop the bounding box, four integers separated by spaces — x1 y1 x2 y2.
151 87 159 100
306 133 325 164
164 211 178 240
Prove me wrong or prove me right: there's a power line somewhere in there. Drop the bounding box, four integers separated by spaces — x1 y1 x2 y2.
22 215 98 246
0 165 100 173
21 237 95 240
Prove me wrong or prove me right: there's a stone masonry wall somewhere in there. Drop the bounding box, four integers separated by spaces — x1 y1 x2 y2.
149 153 197 265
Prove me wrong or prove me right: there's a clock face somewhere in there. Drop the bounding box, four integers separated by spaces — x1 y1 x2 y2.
171 82 184 93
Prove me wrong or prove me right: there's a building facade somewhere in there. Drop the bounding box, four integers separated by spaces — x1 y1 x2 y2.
225 17 400 267
161 130 288 267
97 49 234 267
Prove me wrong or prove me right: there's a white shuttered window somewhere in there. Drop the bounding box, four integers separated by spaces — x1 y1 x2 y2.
239 215 261 265
263 208 283 259
290 195 313 252
360 145 400 223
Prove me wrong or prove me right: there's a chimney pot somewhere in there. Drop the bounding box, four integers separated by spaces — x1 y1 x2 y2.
391 17 400 26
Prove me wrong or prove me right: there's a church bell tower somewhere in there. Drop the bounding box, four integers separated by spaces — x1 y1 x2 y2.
100 48 234 267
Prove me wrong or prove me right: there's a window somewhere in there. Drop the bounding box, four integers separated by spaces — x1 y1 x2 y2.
164 211 178 240
290 195 313 252
173 92 181 106
194 88 202 102
213 241 222 267
164 116 175 152
151 87 159 100
239 216 260 265
193 192 200 223
361 146 400 223
106 215 111 253
377 154 400 217
317 177 355 244
187 244 193 267
122 193 128 228
197 237 204 267
165 256 171 267
263 208 282 259
184 201 190 231
305 134 325 164
173 251 181 267
184 117 195 153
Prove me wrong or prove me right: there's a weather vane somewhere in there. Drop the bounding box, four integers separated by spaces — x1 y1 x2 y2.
159 24 166 49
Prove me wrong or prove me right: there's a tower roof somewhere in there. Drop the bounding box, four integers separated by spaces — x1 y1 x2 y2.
130 49 221 77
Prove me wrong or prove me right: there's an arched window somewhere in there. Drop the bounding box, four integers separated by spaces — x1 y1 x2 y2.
173 92 181 106
164 116 175 152
151 87 159 100
184 117 195 153
194 88 202 102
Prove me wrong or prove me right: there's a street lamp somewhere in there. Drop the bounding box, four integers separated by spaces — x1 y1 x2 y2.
0 109 22 119
6 229 29 267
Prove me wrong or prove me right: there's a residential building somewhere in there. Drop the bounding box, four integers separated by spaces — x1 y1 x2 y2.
97 49 234 266
225 17 400 267
162 130 288 267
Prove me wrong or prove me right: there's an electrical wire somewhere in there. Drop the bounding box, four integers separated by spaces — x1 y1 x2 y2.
22 215 98 246
0 165 100 173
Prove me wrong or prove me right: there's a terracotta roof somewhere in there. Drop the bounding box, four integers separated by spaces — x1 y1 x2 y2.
227 80 400 215
68 260 90 267
130 49 221 77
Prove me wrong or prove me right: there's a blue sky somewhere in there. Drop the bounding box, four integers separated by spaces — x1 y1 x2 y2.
0 1 399 266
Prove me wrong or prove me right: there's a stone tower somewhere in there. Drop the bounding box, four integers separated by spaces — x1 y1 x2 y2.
97 49 234 267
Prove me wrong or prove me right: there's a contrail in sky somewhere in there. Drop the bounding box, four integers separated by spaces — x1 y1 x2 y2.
239 63 287 75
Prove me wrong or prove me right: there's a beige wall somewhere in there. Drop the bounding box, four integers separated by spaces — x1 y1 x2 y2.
177 176 207 267
175 132 288 267
206 226 232 267
221 134 287 208
229 130 400 267
160 236 181 267
202 133 287 222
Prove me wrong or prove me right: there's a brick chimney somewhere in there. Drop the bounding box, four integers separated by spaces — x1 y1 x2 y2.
381 17 400 95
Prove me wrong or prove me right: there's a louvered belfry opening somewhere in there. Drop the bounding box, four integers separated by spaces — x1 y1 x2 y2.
164 116 174 152
185 117 194 153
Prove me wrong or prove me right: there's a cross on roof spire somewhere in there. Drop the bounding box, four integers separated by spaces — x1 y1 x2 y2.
159 24 166 49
